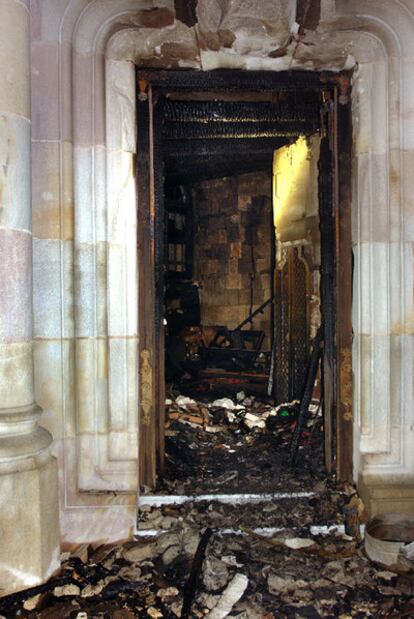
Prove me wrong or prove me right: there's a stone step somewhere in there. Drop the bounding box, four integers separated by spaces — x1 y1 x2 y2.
136 490 347 535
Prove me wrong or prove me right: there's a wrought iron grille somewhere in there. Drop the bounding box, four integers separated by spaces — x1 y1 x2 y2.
275 247 310 403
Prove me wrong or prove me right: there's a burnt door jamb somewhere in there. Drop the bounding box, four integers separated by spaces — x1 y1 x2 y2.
136 78 165 488
318 99 335 475
319 75 353 480
153 95 166 477
334 77 353 481
135 68 354 487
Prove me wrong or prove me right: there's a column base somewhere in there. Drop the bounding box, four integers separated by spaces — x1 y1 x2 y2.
0 444 60 596
358 475 414 517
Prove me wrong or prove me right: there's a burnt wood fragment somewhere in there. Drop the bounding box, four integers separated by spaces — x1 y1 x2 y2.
290 324 323 465
318 132 336 474
0 577 72 613
181 528 214 619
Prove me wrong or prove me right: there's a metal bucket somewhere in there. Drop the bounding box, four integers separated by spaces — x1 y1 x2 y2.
365 513 414 570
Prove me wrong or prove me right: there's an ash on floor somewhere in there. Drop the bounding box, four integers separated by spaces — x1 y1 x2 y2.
3 394 414 618
156 393 322 495
3 495 414 619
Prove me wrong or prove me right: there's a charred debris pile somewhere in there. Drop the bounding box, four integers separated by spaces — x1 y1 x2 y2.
159 393 322 496
4 490 414 618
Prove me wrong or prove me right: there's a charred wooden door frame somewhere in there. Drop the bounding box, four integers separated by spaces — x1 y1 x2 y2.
319 111 336 474
334 78 353 481
136 79 157 488
135 69 353 488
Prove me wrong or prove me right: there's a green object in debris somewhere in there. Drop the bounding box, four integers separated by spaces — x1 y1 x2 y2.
279 409 291 417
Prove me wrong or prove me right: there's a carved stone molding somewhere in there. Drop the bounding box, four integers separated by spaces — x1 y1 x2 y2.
30 0 414 540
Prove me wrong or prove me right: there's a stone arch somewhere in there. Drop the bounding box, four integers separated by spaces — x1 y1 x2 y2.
32 0 414 541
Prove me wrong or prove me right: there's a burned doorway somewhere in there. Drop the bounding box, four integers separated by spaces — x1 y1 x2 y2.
136 70 353 494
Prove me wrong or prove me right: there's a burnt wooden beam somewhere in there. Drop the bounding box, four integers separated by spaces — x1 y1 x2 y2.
138 69 327 93
165 156 272 172
166 160 272 183
164 137 289 159
164 120 318 140
166 153 272 168
164 133 285 181
164 99 320 123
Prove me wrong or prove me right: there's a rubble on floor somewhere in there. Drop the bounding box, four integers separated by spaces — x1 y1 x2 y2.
158 393 322 495
3 490 414 619
137 493 347 533
4 394 414 617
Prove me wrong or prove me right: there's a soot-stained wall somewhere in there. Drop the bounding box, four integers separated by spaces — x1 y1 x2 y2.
193 171 273 348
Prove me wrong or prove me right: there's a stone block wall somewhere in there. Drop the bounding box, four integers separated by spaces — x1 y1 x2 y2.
19 0 414 554
193 172 273 348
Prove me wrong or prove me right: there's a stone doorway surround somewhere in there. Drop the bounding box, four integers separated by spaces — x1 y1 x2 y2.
3 0 410 594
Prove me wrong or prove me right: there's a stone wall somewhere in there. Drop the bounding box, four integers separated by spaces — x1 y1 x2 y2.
0 0 60 594
16 0 414 556
2 0 414 599
193 172 273 347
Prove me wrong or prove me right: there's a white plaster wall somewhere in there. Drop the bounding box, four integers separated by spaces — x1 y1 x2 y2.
29 0 414 541
273 134 320 245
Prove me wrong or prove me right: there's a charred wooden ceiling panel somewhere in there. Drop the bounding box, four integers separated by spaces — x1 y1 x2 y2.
156 74 321 183
165 120 318 140
164 100 319 123
163 102 320 181
143 69 324 93
164 148 283 183
164 139 282 182
165 137 293 159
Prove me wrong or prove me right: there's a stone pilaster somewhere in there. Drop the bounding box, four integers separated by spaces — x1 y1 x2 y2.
0 0 60 595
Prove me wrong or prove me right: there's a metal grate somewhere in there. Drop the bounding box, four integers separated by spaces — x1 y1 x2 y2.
275 257 289 403
275 247 310 403
289 248 309 399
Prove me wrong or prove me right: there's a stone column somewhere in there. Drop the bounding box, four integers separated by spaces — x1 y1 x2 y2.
0 0 60 594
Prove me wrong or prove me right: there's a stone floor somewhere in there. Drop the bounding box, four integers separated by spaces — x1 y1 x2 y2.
2 490 414 618
2 394 414 618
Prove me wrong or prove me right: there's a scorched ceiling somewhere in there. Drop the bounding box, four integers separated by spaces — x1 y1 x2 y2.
162 90 321 183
